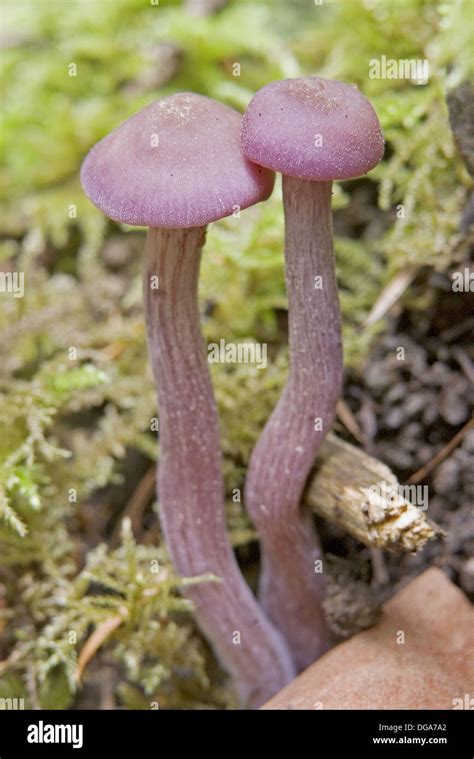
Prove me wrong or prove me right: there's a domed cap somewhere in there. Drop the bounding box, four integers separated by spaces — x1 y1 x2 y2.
241 77 384 181
81 93 275 228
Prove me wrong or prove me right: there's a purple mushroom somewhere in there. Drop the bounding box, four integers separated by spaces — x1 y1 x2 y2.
241 77 384 670
81 93 295 706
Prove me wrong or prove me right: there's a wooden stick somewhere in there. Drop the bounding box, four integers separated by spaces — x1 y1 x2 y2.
304 434 442 553
406 417 473 485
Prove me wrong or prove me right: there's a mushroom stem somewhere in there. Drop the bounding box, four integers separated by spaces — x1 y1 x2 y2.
144 226 295 707
245 176 343 670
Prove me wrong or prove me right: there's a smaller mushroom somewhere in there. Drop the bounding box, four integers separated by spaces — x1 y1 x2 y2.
81 93 295 706
241 77 384 670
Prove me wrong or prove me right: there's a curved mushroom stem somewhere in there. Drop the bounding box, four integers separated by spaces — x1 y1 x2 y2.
245 176 343 671
144 226 295 707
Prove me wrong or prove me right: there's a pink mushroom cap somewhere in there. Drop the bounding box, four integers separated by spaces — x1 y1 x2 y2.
241 77 384 181
81 93 275 228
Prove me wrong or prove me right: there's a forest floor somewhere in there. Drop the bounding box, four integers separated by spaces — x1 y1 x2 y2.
320 263 474 627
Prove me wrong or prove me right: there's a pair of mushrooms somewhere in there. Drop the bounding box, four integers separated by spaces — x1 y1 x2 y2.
81 77 384 707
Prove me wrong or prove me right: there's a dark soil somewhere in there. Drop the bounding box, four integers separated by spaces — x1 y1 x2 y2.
319 263 474 631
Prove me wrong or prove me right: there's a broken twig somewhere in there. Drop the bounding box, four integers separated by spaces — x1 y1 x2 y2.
305 434 442 553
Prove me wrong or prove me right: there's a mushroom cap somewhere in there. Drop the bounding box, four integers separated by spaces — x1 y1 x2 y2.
241 77 384 181
81 93 275 228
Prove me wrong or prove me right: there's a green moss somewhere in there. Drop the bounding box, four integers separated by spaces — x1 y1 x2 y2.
0 518 230 709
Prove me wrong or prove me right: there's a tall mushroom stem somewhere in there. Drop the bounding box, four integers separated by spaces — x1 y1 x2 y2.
245 176 343 670
144 226 295 707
